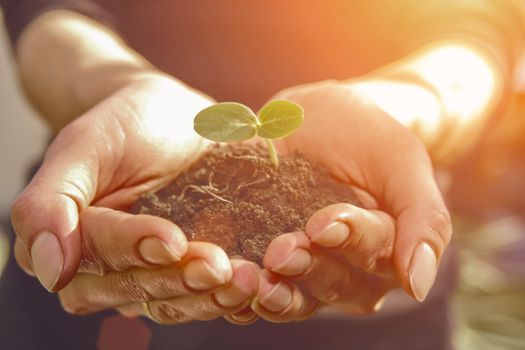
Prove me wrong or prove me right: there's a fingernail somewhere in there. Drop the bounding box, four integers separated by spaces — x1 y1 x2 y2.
230 307 258 324
31 231 64 292
215 285 251 308
259 280 292 312
312 221 349 247
271 248 312 275
139 237 180 265
409 242 437 302
215 264 258 308
373 296 387 312
183 260 229 291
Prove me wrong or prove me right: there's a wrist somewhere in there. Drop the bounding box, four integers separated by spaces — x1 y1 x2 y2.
345 79 443 144
17 10 171 132
45 67 163 133
345 39 506 165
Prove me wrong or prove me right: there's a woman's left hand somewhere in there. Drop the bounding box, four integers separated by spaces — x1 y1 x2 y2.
253 205 396 322
251 81 452 322
20 206 262 325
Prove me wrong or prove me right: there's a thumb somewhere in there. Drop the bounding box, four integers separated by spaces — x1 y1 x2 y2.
383 148 452 302
395 201 452 302
11 132 98 292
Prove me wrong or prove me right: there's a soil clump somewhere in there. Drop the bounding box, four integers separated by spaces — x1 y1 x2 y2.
131 144 360 264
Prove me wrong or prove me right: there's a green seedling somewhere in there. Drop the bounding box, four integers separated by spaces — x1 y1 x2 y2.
194 100 304 167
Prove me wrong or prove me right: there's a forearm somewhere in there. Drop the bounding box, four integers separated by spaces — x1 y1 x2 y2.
347 39 506 165
16 10 190 132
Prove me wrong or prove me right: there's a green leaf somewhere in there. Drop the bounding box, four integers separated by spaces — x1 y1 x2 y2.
257 100 304 139
194 102 258 142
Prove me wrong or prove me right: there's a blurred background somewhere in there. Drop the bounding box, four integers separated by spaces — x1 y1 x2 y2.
0 10 48 280
1 4 525 350
0 11 48 216
0 10 46 261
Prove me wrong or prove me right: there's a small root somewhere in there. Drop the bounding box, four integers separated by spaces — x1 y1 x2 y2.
177 184 196 201
177 184 232 204
229 155 269 163
207 170 230 194
213 183 230 194
236 174 270 191
200 186 233 204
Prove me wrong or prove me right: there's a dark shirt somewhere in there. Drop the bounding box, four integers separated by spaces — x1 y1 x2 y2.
1 0 524 108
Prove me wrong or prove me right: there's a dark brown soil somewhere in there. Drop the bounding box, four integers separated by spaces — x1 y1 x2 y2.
131 144 360 265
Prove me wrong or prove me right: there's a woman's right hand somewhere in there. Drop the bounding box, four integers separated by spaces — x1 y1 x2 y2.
12 73 209 291
11 73 259 323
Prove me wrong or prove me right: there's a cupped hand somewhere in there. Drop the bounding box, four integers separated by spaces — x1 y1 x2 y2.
254 205 396 322
252 81 452 321
11 74 219 291
61 209 259 325
15 206 260 324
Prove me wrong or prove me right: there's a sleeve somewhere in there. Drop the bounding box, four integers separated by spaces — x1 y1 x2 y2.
390 0 525 75
395 0 525 159
0 0 118 47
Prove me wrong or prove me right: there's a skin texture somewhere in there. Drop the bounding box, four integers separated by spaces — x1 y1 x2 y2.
10 9 506 324
253 83 449 320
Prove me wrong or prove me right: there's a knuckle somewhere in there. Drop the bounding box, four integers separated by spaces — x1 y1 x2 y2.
316 275 350 304
149 268 187 299
116 306 139 318
78 256 110 275
59 180 89 211
341 222 363 251
58 292 89 316
375 211 396 234
426 208 453 255
10 193 35 240
339 207 366 248
116 271 154 302
79 232 109 275
360 256 378 273
153 302 188 325
364 243 392 273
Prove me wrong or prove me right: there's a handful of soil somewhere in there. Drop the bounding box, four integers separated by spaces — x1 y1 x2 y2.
131 144 360 265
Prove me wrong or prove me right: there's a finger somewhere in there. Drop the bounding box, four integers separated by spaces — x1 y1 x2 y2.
213 260 260 309
79 206 187 274
380 146 452 302
251 270 319 323
59 242 232 315
117 297 260 325
264 232 391 314
305 203 395 275
10 125 99 291
117 287 260 325
141 260 259 325
114 260 258 324
224 306 259 325
116 303 144 318
14 238 34 276
394 203 451 302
